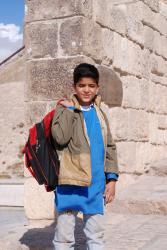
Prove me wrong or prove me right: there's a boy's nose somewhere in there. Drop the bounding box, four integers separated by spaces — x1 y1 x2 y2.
84 86 90 92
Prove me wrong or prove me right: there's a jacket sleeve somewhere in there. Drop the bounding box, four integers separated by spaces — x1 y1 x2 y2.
51 105 75 146
102 110 119 175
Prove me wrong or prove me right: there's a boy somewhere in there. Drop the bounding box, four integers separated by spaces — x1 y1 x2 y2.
51 63 119 250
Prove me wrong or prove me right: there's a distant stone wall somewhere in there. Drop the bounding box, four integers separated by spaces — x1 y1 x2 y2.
24 0 167 219
0 48 25 84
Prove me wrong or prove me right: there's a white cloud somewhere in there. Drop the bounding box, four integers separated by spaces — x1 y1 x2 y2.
0 23 23 62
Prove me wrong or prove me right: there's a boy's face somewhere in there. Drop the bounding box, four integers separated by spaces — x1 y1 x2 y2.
73 77 99 106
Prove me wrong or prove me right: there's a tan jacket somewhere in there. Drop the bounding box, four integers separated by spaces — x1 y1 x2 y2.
51 94 119 186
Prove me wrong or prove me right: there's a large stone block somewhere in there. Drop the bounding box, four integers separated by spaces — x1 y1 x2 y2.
149 81 167 114
116 141 137 173
127 1 153 25
109 107 129 140
143 25 154 51
157 114 167 130
113 33 150 78
149 113 165 145
159 35 167 59
149 144 167 163
113 33 138 76
24 177 55 219
150 74 167 87
121 76 149 110
126 16 144 47
116 173 140 193
101 29 114 65
143 0 159 12
153 31 162 57
135 142 151 173
153 12 167 37
150 54 167 77
97 65 123 107
140 49 151 80
25 0 93 22
25 56 94 101
128 1 167 38
159 1 167 19
128 109 149 142
25 21 58 59
60 17 104 61
93 0 127 35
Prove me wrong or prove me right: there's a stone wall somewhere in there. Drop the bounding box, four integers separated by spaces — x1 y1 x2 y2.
24 0 167 219
0 48 25 84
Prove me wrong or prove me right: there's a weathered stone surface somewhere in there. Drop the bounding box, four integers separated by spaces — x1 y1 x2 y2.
159 1 167 19
113 33 150 78
0 180 24 206
150 53 167 77
150 74 167 87
118 141 150 175
25 0 93 22
128 110 149 142
149 113 166 145
24 101 57 127
143 25 154 51
126 16 144 46
159 35 167 59
153 30 162 57
127 1 167 38
24 177 55 219
116 141 137 173
149 81 167 114
111 175 167 215
116 173 140 193
101 29 114 65
122 76 149 110
153 12 167 37
25 21 58 59
149 144 167 163
60 17 104 61
0 81 26 180
148 158 167 176
143 0 159 12
97 65 123 107
93 0 127 35
110 107 129 140
25 56 94 101
157 114 167 130
0 48 25 84
59 17 83 57
135 142 151 173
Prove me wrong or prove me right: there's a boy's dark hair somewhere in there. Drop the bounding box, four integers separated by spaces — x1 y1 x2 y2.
73 63 99 85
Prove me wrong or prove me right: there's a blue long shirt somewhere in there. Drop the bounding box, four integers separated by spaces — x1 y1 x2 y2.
54 105 118 214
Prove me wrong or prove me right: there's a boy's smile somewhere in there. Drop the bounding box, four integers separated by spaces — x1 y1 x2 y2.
73 77 99 106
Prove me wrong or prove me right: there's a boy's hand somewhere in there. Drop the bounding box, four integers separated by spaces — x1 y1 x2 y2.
104 181 116 204
58 99 73 108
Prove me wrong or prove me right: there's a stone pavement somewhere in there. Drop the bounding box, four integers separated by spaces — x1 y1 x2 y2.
0 207 167 250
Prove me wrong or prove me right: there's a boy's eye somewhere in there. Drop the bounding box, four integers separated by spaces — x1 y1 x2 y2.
78 84 96 88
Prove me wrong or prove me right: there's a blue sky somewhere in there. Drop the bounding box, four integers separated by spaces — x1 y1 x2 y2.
0 1 24 62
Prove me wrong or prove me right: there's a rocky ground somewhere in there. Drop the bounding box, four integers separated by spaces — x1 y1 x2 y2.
0 206 167 250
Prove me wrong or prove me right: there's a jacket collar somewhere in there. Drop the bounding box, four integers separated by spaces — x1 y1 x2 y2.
71 94 102 110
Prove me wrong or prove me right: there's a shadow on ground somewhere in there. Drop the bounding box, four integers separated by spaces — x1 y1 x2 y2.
20 217 86 250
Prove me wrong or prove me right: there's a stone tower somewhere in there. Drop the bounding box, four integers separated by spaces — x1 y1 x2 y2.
24 0 167 219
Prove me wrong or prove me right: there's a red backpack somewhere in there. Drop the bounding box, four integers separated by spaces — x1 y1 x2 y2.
23 102 62 192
